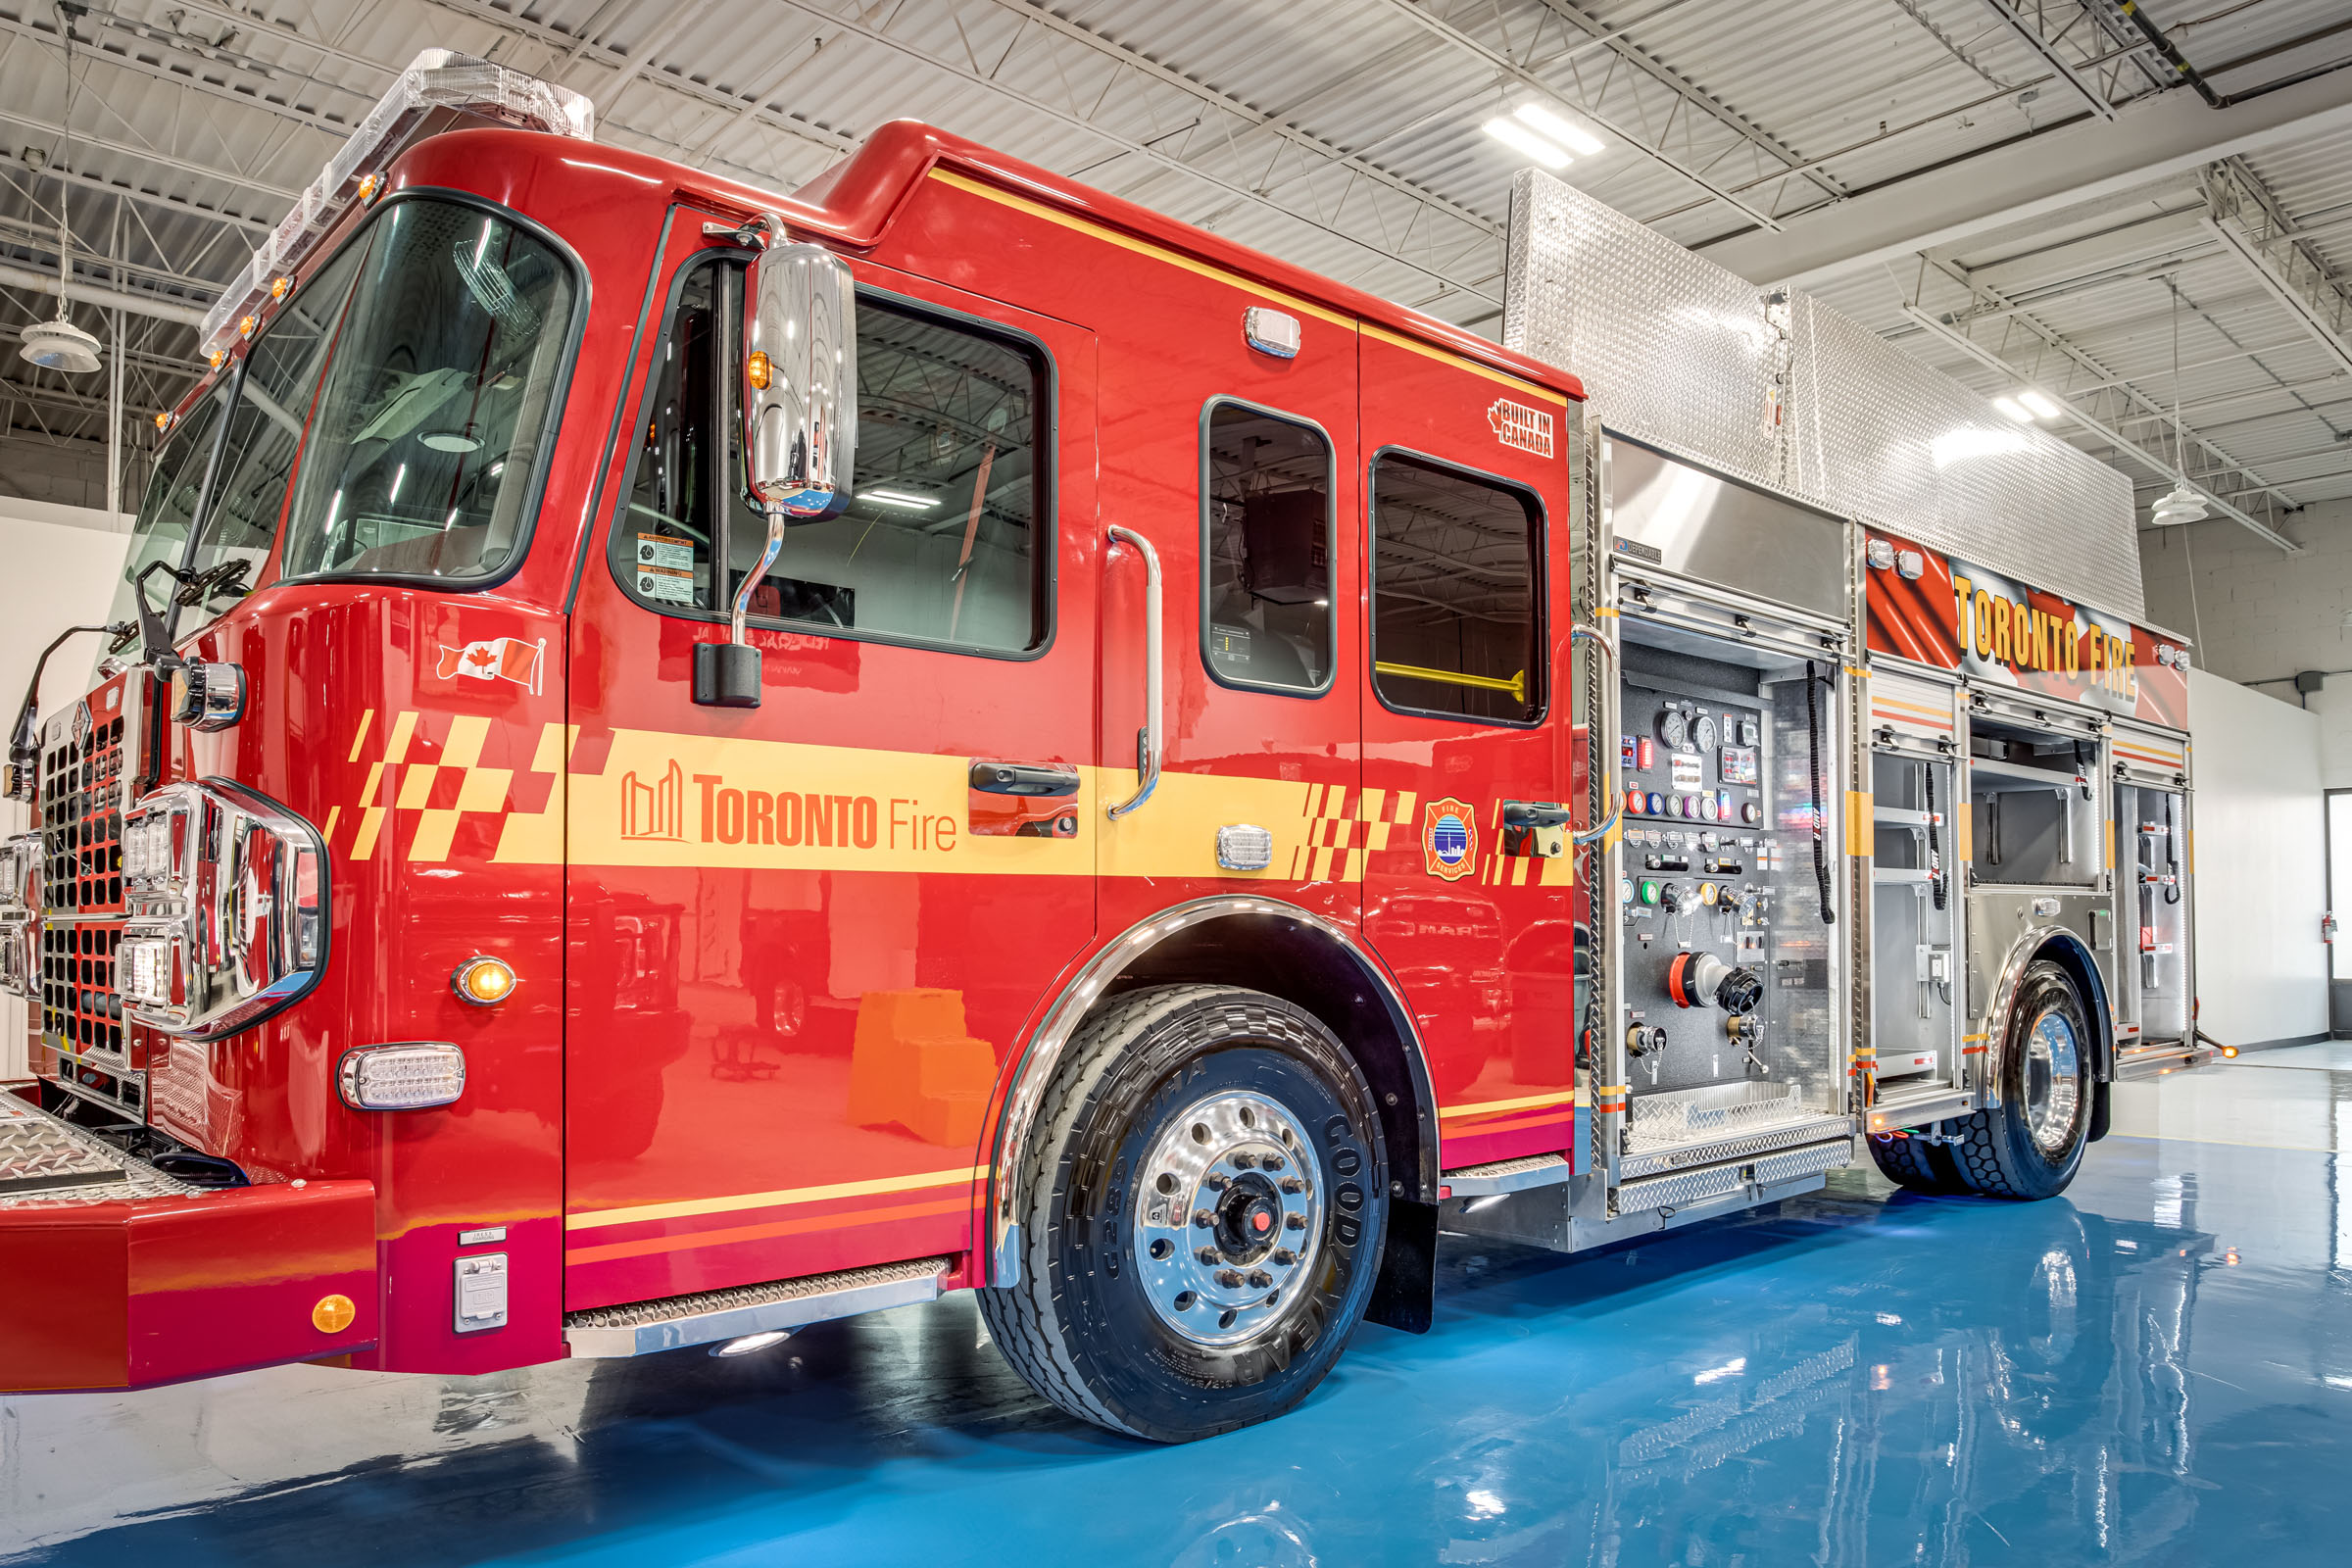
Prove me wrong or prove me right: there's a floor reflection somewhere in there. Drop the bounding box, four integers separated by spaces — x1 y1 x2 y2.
7 1049 2352 1566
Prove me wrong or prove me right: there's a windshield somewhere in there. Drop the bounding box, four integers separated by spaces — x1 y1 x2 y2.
278 199 575 581
106 377 230 630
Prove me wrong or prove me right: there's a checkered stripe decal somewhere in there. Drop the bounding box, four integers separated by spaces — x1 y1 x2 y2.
329 709 581 864
1288 786 1418 881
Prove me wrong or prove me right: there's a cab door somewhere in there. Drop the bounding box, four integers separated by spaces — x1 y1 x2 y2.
1358 336 1579 1170
560 215 1097 1310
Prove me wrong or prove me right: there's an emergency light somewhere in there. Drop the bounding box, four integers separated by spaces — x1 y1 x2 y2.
198 49 595 361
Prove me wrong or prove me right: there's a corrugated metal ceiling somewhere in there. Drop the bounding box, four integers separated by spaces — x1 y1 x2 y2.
1 0 2348 527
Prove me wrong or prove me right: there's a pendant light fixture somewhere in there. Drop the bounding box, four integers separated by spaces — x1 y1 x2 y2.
19 6 103 375
2148 276 2204 526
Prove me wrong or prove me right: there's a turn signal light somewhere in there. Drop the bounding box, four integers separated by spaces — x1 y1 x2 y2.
747 349 771 390
452 956 516 1006
313 1294 357 1334
338 1042 466 1110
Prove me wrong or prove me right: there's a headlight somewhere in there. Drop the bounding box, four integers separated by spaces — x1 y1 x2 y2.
119 781 326 1039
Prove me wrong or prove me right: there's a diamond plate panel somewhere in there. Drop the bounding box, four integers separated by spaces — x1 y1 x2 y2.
1506 171 1789 491
0 1100 198 1208
1505 171 2143 620
1615 1160 1746 1215
0 1116 122 1194
1751 1137 1856 1188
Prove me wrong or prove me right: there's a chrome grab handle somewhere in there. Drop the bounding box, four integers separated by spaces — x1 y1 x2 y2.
1104 524 1162 820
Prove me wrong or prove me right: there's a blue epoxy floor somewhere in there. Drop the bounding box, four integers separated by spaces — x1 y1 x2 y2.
7 1052 2350 1567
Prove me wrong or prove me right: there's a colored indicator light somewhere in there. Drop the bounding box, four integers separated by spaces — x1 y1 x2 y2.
453 956 516 1006
1636 738 1653 770
313 1294 357 1334
747 349 772 390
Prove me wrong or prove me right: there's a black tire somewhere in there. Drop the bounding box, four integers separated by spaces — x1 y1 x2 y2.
1944 960 2093 1200
979 984 1389 1443
1865 1129 1965 1194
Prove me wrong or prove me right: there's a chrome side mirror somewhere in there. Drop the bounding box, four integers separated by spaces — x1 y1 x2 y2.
696 220 858 708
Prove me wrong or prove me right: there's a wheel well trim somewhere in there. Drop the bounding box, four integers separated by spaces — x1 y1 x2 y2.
1981 923 2111 1106
982 896 1437 1285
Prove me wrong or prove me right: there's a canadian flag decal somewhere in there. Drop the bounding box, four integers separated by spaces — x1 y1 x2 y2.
436 636 546 695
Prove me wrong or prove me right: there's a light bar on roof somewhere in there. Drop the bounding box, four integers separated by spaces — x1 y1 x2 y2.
199 49 595 358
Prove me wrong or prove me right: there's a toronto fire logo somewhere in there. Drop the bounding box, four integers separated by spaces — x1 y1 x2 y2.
620 760 686 842
1421 798 1477 881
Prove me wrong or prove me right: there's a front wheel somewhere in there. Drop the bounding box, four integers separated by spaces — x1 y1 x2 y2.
980 985 1389 1442
1944 959 2093 1200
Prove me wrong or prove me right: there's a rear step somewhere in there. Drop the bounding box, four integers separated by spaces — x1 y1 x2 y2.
564 1254 953 1357
2114 1040 2214 1080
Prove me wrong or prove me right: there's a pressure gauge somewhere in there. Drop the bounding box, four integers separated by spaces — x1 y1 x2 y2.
1625 789 1646 815
1691 713 1718 751
1619 877 1634 906
1698 794 1719 821
1655 708 1688 750
1647 792 1667 815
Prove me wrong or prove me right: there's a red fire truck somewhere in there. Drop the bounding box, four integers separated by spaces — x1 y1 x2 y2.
0 53 2200 1443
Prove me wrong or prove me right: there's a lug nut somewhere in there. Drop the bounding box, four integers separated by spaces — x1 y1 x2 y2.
1197 1247 1221 1265
1279 1176 1306 1194
1203 1172 1230 1191
1272 1249 1298 1265
1216 1269 1245 1289
1193 1208 1216 1227
1261 1153 1285 1172
1285 1213 1306 1231
1230 1152 1255 1169
1247 1270 1273 1289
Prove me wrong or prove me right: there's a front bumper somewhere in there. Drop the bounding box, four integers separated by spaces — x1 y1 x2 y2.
0 1093 376 1393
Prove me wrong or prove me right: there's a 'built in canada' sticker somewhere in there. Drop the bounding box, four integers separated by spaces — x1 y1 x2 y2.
1487 398 1554 458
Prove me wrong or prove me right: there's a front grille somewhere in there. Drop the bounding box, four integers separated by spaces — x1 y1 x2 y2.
41 922 125 1060
40 712 125 914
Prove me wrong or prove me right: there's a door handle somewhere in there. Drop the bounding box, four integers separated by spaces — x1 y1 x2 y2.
1104 524 1162 820
1500 801 1572 829
969 760 1081 797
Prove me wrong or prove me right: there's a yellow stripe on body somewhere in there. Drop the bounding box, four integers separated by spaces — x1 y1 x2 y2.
567 1164 988 1231
1441 1090 1578 1119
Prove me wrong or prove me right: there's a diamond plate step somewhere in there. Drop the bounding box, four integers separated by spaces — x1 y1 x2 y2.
0 1093 197 1207
565 1254 952 1357
1442 1153 1573 1198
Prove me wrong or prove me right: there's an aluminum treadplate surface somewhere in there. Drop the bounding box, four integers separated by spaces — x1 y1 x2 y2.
566 1254 952 1357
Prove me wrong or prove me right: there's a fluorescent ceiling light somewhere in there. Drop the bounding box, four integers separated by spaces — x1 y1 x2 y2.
2017 389 2063 419
1992 396 2032 423
860 488 940 509
1513 103 1604 158
1482 117 1572 169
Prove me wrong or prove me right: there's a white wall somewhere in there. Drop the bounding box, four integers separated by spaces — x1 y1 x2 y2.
2186 667 2328 1050
0 499 133 1080
2139 501 2352 784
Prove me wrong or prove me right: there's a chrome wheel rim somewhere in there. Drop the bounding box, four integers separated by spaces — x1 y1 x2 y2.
2023 1010 2082 1154
1130 1089 1326 1348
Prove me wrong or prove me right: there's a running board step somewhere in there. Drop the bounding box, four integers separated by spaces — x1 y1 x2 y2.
2113 1041 2214 1080
565 1254 952 1358
1442 1153 1573 1198
1864 1086 1976 1135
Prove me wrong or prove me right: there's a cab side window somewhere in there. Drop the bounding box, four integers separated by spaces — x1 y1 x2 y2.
1369 452 1544 725
617 259 1051 657
1201 402 1333 695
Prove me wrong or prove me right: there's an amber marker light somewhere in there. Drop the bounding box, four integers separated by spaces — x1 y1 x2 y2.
747 349 771 390
357 171 383 203
270 275 292 301
452 955 517 1006
313 1294 357 1334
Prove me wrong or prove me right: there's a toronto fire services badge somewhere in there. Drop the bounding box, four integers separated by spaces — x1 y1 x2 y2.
1421 797 1477 881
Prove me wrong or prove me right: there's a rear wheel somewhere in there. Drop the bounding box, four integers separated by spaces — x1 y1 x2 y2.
1866 1128 1964 1193
1945 960 2093 1200
980 984 1389 1443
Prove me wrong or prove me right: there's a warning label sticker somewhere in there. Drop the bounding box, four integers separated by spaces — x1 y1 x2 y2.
634 533 697 606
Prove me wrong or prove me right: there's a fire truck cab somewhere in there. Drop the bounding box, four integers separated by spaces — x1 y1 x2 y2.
0 52 2199 1444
